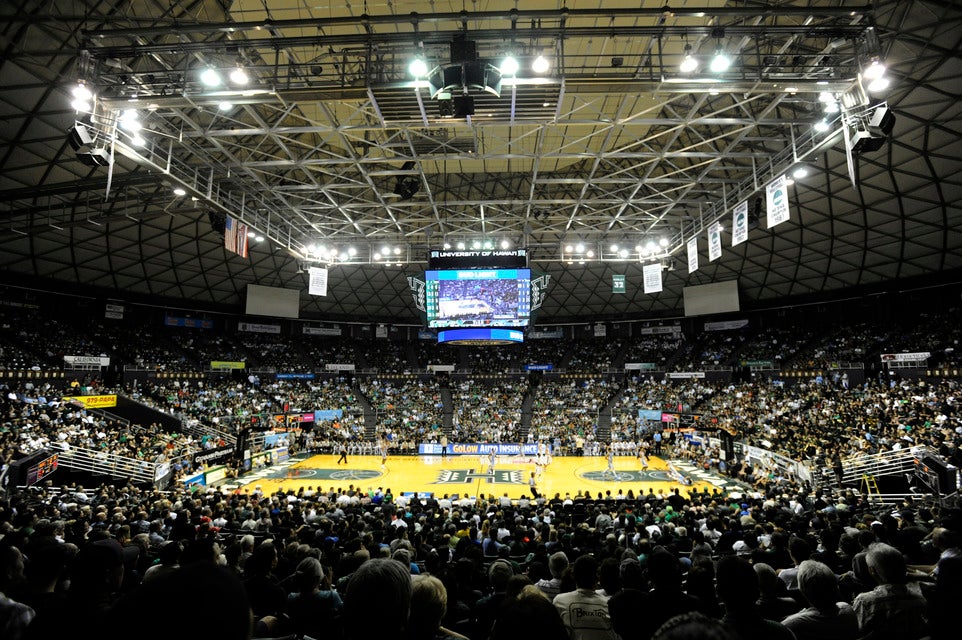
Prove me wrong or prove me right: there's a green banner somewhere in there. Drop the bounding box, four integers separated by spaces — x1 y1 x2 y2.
613 274 625 293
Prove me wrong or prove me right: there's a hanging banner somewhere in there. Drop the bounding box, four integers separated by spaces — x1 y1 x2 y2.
612 274 625 294
708 223 722 262
732 200 749 246
687 236 699 274
308 266 328 296
105 303 124 320
643 263 663 294
594 323 607 337
766 174 790 228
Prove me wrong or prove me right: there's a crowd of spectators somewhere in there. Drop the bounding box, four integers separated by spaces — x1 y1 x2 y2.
0 466 959 640
621 333 686 368
359 378 444 453
528 379 616 455
450 379 527 443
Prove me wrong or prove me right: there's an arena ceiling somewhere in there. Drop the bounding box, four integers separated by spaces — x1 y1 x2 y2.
0 1 959 324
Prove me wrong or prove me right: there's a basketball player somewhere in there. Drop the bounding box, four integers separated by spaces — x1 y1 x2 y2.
637 442 649 472
380 439 388 471
604 444 616 480
488 448 497 475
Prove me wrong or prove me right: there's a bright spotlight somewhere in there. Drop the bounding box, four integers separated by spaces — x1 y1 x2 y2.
710 50 731 73
408 58 428 78
814 119 829 133
500 56 519 76
863 60 886 81
200 67 222 87
229 67 249 85
532 55 549 74
867 76 890 93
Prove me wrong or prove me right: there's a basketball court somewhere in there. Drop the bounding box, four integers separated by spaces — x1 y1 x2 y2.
225 452 735 501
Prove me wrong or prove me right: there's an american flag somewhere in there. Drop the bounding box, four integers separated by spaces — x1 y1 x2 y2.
224 216 249 258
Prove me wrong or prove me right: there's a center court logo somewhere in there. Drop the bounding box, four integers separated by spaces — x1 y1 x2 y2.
578 470 671 483
433 469 524 485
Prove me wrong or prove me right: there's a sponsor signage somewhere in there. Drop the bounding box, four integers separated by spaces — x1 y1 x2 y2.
238 322 281 334
65 394 117 408
524 364 554 371
303 326 343 336
740 360 775 367
880 352 930 362
418 442 540 456
210 361 246 370
276 373 315 380
105 303 124 320
428 248 527 269
193 446 234 466
164 315 213 329
314 410 344 421
638 409 663 421
625 363 658 371
704 319 749 331
427 364 456 372
528 329 564 339
667 372 706 379
324 363 356 371
639 326 680 335
64 355 110 366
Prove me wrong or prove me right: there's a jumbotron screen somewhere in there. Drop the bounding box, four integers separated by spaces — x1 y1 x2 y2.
425 268 531 328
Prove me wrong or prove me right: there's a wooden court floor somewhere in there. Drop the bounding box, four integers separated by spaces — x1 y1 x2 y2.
233 453 719 501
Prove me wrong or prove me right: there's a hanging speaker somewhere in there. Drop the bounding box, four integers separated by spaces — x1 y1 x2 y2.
67 123 95 151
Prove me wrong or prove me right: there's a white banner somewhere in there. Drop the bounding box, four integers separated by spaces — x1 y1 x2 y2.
375 325 388 338
308 266 329 297
302 326 342 336
766 174 790 228
324 363 356 371
704 319 749 331
687 236 699 274
708 223 722 261
105 303 124 320
594 323 607 337
64 355 110 366
732 200 749 246
639 326 681 335
667 371 706 379
238 322 281 334
528 329 564 339
427 364 456 372
643 263 663 294
880 352 930 362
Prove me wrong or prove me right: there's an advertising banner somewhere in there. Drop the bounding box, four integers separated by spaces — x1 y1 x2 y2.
303 326 342 336
314 410 344 421
325 364 356 371
210 361 246 370
418 442 540 456
238 322 281 334
64 394 117 408
193 445 234 467
64 355 110 366
880 352 930 362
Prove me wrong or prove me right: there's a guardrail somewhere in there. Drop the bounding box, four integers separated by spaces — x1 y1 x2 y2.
54 445 157 486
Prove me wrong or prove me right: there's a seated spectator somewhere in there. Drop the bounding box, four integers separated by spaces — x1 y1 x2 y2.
490 586 569 640
715 556 794 640
852 543 927 640
410 574 469 640
284 557 343 639
553 554 619 640
343 558 413 640
781 560 858 640
536 551 568 599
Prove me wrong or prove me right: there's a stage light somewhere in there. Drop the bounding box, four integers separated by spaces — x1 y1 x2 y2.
499 56 519 76
173 187 186 196
218 101 233 111
814 119 829 133
791 166 809 180
863 60 886 81
408 57 428 78
200 67 222 87
532 55 549 74
131 134 146 147
659 237 669 247
867 76 890 93
710 48 730 73
679 44 698 73
229 66 249 85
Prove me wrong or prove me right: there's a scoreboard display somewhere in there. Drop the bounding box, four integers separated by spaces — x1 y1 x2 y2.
25 453 58 486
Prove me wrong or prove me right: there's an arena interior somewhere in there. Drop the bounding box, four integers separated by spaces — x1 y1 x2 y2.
0 2 960 640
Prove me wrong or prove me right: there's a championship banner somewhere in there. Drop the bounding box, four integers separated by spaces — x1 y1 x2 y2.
64 394 117 408
210 361 246 370
643 263 663 294
708 223 722 262
687 236 699 273
308 266 329 296
732 200 749 246
766 174 790 228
